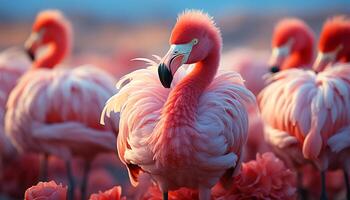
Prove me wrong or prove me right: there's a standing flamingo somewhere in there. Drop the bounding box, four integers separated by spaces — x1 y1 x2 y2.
221 18 315 162
259 16 350 200
101 10 255 200
0 48 30 162
5 10 118 200
312 16 350 199
259 18 315 169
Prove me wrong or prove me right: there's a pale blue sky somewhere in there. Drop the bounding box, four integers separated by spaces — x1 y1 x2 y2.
1 0 349 22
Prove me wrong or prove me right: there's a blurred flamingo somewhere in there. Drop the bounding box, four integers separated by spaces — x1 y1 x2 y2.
0 48 30 167
259 17 350 199
259 18 315 169
101 10 255 200
221 19 314 162
312 16 350 199
5 10 118 200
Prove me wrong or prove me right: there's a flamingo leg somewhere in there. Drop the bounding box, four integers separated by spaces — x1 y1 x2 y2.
162 192 168 200
198 187 211 200
344 169 350 200
320 171 328 200
297 170 307 200
65 160 75 200
80 160 91 200
40 153 49 181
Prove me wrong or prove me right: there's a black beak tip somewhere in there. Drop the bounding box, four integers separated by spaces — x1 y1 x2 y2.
158 63 173 88
25 49 35 61
270 66 280 73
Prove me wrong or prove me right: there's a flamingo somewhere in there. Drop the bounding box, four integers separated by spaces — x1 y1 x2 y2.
5 10 118 200
259 16 350 199
0 48 30 163
101 10 255 200
259 18 315 170
312 16 350 199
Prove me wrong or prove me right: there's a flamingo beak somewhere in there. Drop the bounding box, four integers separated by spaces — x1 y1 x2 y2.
312 47 342 72
268 46 290 73
158 42 194 88
24 32 40 61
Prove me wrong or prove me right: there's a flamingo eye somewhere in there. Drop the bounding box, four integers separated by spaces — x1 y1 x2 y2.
192 38 199 45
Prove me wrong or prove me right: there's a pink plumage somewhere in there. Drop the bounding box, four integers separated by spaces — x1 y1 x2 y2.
259 65 350 170
101 10 255 200
5 10 118 161
0 48 30 159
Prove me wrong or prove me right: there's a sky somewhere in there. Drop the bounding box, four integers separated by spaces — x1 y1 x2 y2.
1 0 349 23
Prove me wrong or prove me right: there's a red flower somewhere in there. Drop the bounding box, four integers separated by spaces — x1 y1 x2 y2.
89 186 124 200
24 181 67 200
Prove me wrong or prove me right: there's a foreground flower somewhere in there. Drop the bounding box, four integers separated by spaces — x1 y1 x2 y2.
89 186 125 200
24 181 67 200
214 152 297 200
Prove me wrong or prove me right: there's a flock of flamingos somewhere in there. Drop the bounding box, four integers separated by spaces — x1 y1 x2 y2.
0 8 349 200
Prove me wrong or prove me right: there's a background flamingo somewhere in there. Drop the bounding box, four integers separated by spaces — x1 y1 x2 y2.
0 48 30 164
259 16 350 200
259 18 315 169
5 10 118 200
312 16 350 199
101 10 255 200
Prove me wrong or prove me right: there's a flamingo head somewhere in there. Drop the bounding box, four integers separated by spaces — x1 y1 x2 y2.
24 10 72 68
158 10 221 88
313 16 350 72
269 18 314 73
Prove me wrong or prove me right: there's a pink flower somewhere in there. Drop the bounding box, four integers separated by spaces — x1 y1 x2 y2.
89 186 124 200
24 181 67 200
141 185 200 200
214 152 297 200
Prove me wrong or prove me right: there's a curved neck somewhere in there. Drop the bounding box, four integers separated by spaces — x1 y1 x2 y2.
33 35 68 69
162 44 220 125
282 46 313 70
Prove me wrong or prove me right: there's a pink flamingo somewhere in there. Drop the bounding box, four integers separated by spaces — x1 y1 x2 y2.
5 10 117 200
312 16 350 199
101 10 255 200
0 48 30 163
259 17 350 199
268 18 314 72
260 18 315 170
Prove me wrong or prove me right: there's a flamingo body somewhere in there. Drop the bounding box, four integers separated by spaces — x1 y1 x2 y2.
0 48 30 158
259 65 350 170
5 65 117 160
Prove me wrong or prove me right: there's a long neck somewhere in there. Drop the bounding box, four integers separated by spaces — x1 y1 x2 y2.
281 45 313 70
162 44 220 126
33 35 67 69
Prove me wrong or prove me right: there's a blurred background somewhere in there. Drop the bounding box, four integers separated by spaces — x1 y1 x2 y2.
1 0 350 60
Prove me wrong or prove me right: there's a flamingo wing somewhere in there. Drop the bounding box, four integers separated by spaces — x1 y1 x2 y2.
194 70 256 176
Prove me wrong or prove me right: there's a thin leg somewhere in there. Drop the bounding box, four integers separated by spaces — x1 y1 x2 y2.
344 169 350 200
80 160 91 200
66 160 75 200
40 153 49 181
297 170 308 200
198 187 211 200
162 192 168 200
320 171 328 200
